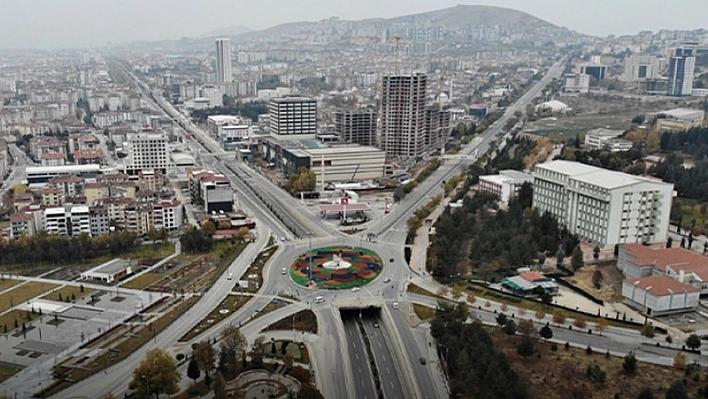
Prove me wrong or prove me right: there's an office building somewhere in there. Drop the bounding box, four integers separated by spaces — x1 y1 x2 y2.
532 160 673 248
668 48 696 97
334 110 377 146
379 74 427 158
268 97 317 135
215 38 233 83
621 54 664 82
562 73 590 93
580 65 607 81
126 133 170 174
584 128 625 150
478 170 533 203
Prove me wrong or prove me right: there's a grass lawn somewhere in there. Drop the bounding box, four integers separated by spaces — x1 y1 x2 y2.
412 304 436 321
179 294 250 342
407 283 439 298
41 285 95 303
0 282 59 313
88 242 175 266
263 310 318 334
0 309 42 334
260 340 310 364
243 245 278 293
38 296 200 398
119 272 162 290
0 364 21 384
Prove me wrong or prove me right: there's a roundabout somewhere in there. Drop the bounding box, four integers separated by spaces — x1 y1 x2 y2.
289 246 383 289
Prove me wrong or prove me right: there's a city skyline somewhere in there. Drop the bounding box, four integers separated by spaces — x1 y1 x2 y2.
0 0 706 49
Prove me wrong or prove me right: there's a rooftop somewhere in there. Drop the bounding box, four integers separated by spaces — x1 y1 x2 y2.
625 275 699 296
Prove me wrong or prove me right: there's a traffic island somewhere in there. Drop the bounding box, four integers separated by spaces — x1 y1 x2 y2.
289 246 383 290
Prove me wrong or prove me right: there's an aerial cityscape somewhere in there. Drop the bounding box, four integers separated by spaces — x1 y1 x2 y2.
0 1 708 398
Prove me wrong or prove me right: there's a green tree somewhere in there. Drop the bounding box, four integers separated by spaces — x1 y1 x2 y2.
640 323 655 341
187 357 200 386
220 325 247 375
517 334 535 357
571 245 584 271
503 320 517 335
556 248 565 267
539 325 553 341
593 245 601 261
686 333 702 350
637 388 654 399
623 351 638 374
496 313 509 327
128 348 180 399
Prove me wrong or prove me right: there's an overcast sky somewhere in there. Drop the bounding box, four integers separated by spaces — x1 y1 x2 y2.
1 0 706 49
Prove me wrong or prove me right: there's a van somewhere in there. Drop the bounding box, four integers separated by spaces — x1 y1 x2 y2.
314 296 325 304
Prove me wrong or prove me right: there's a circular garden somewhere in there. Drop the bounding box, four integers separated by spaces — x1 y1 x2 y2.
290 246 383 289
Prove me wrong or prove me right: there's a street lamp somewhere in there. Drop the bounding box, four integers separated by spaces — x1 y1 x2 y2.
307 232 313 281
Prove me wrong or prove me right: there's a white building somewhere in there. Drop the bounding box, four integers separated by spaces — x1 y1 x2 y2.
562 73 590 93
532 160 674 248
668 48 695 97
622 275 699 316
215 38 233 83
126 133 170 174
584 128 625 150
268 97 317 136
478 170 533 203
44 205 91 237
621 54 664 82
44 207 68 236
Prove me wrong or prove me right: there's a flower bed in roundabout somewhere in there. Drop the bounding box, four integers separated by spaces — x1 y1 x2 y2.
290 246 383 290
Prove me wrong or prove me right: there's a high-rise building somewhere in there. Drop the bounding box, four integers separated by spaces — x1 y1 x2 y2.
126 133 170 174
379 74 427 158
424 107 452 153
532 160 673 248
268 97 317 135
334 109 377 146
215 38 233 83
668 48 696 97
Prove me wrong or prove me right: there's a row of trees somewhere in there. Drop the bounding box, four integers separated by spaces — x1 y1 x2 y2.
287 166 317 195
649 154 708 201
431 302 529 399
0 230 138 266
180 223 215 254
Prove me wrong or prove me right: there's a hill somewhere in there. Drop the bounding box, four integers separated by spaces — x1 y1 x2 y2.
199 25 252 38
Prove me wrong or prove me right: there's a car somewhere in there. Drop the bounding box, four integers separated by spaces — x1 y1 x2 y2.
226 273 233 280
392 302 399 309
280 236 286 242
419 357 427 365
373 322 380 328
383 278 391 284
314 296 325 304
281 267 287 275
351 287 360 292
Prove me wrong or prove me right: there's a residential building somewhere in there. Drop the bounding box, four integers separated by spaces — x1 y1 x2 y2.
478 170 533 203
125 133 170 174
44 207 69 236
424 107 452 153
379 74 427 158
215 38 233 83
532 160 674 247
668 48 696 97
268 97 317 136
622 275 699 316
334 109 377 146
41 152 66 167
10 213 36 240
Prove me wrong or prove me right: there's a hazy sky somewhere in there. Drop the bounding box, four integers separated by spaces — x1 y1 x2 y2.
1 0 706 49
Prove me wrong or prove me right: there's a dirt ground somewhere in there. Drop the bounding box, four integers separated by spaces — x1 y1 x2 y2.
494 333 704 399
569 262 625 303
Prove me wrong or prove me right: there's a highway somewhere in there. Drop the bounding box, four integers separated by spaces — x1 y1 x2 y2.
362 312 409 399
341 311 378 399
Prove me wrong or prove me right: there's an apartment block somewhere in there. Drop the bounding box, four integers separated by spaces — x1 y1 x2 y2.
379 74 427 158
268 97 317 135
532 160 673 248
126 133 170 174
334 109 377 146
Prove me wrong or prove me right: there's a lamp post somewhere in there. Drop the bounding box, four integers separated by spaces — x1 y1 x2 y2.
308 233 313 281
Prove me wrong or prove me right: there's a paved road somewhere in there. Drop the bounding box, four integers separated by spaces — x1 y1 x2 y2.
362 313 408 399
341 313 378 399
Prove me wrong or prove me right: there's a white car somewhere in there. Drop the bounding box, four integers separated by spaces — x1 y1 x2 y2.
383 278 391 283
226 273 233 280
392 302 399 309
281 268 287 275
351 287 360 292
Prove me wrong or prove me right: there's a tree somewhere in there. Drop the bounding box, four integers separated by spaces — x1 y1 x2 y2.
556 248 565 267
573 315 587 329
187 358 200 386
467 293 476 304
193 341 216 385
640 323 655 341
129 348 180 399
593 245 600 261
571 245 585 271
518 319 537 337
673 351 687 370
665 380 688 399
553 310 566 325
638 388 654 399
220 326 246 375
539 325 553 341
595 318 608 336
667 237 674 248
437 286 449 297
534 310 546 322
496 313 509 327
503 320 517 335
592 270 603 289
686 333 702 351
517 334 536 357
213 371 227 399
451 285 463 300
623 351 638 374
540 292 553 306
